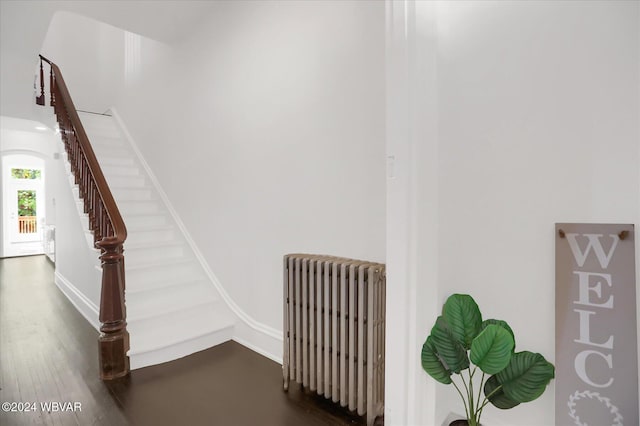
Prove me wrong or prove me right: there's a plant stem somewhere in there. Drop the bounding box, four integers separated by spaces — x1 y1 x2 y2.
476 372 486 419
468 369 475 422
478 383 504 413
451 376 469 420
459 372 471 419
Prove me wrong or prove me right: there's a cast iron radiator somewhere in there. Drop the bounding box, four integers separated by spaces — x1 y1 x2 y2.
283 254 386 426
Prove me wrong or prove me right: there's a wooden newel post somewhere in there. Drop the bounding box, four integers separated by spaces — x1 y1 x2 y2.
97 237 130 380
49 67 55 107
36 58 45 105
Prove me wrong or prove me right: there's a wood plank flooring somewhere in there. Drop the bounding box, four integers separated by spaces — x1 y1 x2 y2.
0 255 128 426
0 256 366 426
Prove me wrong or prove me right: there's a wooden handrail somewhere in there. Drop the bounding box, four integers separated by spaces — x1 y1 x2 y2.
37 55 130 380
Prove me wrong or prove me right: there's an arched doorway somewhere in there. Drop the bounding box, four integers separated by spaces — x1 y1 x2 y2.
2 154 46 257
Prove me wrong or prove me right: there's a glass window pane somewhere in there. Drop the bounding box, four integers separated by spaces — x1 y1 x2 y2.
17 190 37 234
11 168 42 179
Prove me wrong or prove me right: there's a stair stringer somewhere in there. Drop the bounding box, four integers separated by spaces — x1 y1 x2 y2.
109 108 283 364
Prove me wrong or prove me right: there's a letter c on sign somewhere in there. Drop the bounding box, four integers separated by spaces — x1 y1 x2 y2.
574 350 614 388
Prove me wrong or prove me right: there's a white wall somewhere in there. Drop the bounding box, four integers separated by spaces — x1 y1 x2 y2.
115 0 387 346
392 1 640 425
41 12 125 114
436 2 638 424
0 1 57 120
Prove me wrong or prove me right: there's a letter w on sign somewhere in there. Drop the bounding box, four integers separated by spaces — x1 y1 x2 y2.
565 233 620 269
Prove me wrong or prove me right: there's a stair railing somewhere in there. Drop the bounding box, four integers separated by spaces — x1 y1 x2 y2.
37 55 129 380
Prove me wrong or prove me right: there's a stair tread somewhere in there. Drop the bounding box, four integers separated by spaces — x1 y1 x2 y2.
98 153 135 160
99 157 135 166
127 274 207 294
125 239 184 250
107 178 146 188
126 274 207 293
126 223 173 232
118 199 160 206
114 192 154 201
127 281 220 321
122 211 166 217
124 256 195 271
102 167 140 176
128 301 234 354
90 136 125 144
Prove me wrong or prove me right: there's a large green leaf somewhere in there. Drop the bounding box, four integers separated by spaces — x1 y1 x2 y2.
421 336 452 384
443 294 482 349
481 319 515 351
483 375 520 409
496 351 555 403
430 316 470 373
470 324 514 374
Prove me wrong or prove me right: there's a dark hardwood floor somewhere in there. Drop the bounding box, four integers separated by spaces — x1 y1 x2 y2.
0 255 128 426
0 256 365 426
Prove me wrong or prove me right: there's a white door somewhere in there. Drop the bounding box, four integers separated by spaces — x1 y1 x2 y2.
2 156 46 257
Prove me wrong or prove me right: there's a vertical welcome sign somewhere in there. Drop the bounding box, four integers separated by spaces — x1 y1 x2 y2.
556 223 638 426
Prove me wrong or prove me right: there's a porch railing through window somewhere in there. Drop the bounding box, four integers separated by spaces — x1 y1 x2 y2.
18 216 38 233
36 54 129 380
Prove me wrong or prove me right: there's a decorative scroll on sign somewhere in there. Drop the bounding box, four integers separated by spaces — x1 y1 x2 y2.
555 223 638 426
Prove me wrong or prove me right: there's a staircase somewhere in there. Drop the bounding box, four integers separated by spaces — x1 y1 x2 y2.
69 111 235 370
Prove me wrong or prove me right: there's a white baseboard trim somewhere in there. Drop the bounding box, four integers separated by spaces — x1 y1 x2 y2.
234 336 282 365
109 107 283 364
54 271 100 331
233 319 283 364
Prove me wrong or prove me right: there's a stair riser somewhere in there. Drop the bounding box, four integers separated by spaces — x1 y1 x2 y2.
78 215 89 230
93 147 131 158
127 285 218 322
126 247 184 264
107 176 146 188
114 189 153 200
100 156 135 167
125 215 168 227
90 136 125 147
119 202 161 215
128 326 233 370
102 166 140 177
84 230 94 248
126 230 177 245
126 264 203 290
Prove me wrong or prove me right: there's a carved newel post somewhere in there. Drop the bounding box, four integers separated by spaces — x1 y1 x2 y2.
97 237 130 380
36 57 45 106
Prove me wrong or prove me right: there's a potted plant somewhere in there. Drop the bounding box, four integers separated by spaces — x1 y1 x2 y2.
421 294 555 426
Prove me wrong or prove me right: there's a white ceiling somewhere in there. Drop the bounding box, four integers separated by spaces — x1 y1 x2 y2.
54 1 219 44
